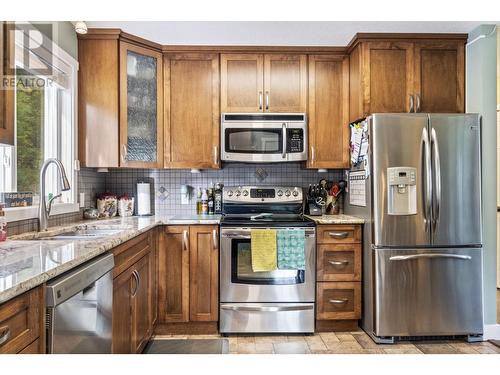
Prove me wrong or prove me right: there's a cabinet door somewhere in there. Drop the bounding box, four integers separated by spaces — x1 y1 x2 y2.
119 41 163 168
158 226 190 323
362 42 414 114
307 55 349 169
189 225 219 322
0 22 15 146
164 53 220 169
221 54 264 112
132 254 151 353
413 41 465 113
264 54 307 112
112 266 134 353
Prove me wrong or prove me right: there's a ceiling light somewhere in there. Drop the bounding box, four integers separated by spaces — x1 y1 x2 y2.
74 21 88 35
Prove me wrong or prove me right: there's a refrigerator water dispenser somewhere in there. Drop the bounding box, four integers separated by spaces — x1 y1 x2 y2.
387 167 417 215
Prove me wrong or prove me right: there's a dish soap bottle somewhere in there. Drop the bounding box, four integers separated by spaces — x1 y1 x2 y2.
0 203 7 242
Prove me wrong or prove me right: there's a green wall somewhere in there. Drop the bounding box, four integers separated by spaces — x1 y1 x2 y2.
466 24 498 325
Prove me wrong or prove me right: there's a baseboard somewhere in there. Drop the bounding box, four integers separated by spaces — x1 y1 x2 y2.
315 320 360 332
154 322 219 335
483 324 500 340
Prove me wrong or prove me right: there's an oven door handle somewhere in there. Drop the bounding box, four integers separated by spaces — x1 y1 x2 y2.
282 123 287 159
220 304 314 312
221 230 316 238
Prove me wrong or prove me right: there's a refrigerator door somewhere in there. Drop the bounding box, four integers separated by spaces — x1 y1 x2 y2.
371 114 432 247
374 247 483 337
429 114 482 246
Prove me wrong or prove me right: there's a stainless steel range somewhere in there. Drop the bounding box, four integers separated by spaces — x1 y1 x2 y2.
219 186 316 334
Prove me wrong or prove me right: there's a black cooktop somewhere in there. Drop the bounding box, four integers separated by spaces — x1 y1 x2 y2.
220 214 316 228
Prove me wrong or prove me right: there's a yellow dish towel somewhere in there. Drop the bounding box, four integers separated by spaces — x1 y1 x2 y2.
251 229 277 272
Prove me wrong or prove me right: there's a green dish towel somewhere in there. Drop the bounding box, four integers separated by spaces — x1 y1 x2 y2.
277 229 306 270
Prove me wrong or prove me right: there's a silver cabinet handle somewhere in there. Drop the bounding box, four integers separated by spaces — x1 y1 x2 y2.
0 326 10 346
131 270 139 297
220 304 313 312
409 94 414 113
389 254 472 261
182 229 189 251
328 260 349 266
258 91 263 110
213 145 218 166
430 128 441 233
281 123 287 159
416 94 421 113
329 299 348 305
121 144 128 163
265 91 269 110
212 229 218 250
328 231 349 239
421 127 432 231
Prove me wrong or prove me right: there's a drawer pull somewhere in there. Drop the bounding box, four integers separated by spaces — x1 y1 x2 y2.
328 232 349 239
0 326 10 346
329 298 348 305
328 260 349 266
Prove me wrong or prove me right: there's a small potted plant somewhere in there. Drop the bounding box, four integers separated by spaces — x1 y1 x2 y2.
118 193 134 217
96 192 118 218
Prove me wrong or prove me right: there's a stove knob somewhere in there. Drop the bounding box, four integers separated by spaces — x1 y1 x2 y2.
277 190 283 197
242 190 249 196
235 190 241 197
285 190 291 197
292 189 299 197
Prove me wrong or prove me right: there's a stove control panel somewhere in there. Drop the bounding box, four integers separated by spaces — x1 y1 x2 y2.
223 186 303 203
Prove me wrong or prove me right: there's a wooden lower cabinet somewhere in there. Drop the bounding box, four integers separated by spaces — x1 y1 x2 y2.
112 230 155 354
315 224 362 332
0 286 45 354
158 225 219 333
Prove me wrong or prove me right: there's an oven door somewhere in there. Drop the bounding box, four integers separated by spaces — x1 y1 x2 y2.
220 227 316 302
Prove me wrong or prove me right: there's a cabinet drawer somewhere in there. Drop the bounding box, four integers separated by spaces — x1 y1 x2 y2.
316 282 361 320
18 338 41 354
317 225 361 244
0 287 42 354
317 244 361 282
113 232 151 277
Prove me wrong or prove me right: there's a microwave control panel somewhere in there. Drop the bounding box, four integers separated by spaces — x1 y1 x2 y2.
286 128 304 153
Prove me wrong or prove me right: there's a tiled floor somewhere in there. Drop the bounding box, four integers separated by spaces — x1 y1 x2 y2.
153 331 500 354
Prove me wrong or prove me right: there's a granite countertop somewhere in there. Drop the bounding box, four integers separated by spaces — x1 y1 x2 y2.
0 213 221 305
305 214 365 224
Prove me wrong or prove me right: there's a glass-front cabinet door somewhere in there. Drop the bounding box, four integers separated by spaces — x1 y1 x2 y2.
119 42 163 168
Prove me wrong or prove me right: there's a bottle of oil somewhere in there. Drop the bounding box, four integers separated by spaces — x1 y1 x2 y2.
201 189 208 215
196 187 202 215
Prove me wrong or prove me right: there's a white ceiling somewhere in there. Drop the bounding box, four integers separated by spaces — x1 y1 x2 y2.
86 21 484 46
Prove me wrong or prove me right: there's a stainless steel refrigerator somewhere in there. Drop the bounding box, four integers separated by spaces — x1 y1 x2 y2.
347 113 484 343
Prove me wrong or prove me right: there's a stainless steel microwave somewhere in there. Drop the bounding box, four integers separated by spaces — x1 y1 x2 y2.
221 113 308 163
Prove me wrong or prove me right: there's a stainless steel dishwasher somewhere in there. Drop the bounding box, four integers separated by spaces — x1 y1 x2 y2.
45 253 114 353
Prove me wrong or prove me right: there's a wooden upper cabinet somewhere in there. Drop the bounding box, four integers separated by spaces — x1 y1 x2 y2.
119 41 163 168
413 41 465 113
164 53 220 169
221 54 264 112
158 226 190 323
264 54 307 112
189 225 219 322
0 22 15 146
362 41 414 115
221 53 307 113
307 55 349 169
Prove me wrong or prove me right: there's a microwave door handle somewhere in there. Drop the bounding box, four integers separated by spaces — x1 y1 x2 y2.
282 123 287 159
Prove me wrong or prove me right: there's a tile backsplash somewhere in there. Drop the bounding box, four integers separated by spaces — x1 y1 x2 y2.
104 163 344 216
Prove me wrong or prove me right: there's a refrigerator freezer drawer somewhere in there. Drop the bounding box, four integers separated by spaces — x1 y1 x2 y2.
374 248 483 337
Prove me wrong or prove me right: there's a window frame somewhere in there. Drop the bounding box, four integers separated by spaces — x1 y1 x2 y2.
3 23 79 223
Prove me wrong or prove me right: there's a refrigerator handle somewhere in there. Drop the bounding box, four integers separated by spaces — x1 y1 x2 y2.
421 127 432 232
430 128 441 233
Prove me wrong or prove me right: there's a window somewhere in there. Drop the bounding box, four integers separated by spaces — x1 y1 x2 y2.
0 23 78 221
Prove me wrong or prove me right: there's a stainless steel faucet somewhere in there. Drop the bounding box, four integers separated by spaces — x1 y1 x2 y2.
38 158 71 231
